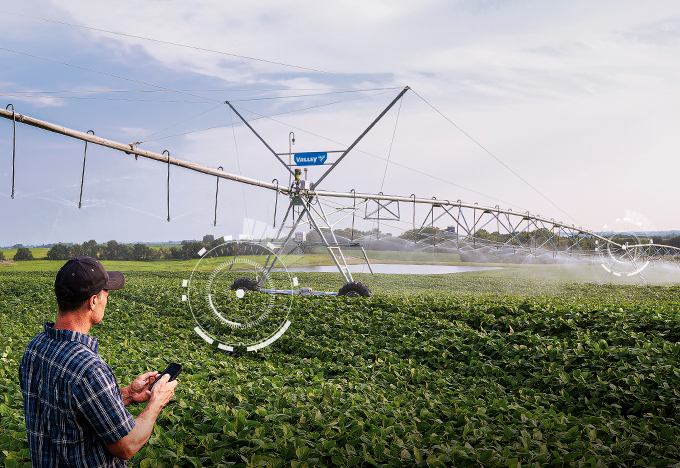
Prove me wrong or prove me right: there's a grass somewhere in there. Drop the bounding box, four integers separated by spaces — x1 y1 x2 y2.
362 250 461 264
0 248 50 261
0 254 351 273
0 247 460 267
4 248 680 287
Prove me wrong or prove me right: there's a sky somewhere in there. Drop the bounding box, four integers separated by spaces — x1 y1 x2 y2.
1 0 680 246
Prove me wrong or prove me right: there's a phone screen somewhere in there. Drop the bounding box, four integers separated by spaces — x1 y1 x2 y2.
149 363 182 391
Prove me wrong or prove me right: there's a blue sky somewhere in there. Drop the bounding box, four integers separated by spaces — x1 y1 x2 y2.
1 1 680 246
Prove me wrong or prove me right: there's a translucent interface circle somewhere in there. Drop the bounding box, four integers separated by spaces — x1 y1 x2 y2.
599 214 652 277
183 241 294 351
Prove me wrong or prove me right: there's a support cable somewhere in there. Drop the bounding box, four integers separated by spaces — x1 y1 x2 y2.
228 110 251 233
410 88 579 225
0 94 216 104
0 86 398 96
137 90 393 144
225 100 294 176
0 10 398 87
78 130 95 208
142 104 223 142
379 94 404 192
0 88 399 104
312 86 410 190
6 104 15 199
228 101 529 212
0 46 218 104
163 150 170 222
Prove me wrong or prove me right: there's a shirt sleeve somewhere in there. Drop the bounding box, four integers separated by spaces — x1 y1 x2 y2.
72 362 136 446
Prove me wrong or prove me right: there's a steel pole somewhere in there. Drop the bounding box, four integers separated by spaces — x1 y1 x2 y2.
0 108 285 193
311 86 409 190
224 101 294 176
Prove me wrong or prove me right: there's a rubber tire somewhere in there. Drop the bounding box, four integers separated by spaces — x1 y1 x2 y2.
338 281 372 298
230 277 261 292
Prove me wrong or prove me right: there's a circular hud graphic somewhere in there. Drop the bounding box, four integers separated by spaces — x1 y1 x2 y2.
597 212 654 279
182 241 294 351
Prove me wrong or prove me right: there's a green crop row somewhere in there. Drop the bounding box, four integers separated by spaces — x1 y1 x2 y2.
2 271 680 467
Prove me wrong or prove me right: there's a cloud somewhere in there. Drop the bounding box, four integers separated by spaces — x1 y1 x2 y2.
3 0 680 247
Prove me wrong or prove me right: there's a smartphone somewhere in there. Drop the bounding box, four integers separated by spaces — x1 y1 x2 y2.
149 363 183 391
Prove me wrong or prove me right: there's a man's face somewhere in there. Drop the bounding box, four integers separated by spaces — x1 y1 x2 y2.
91 289 109 325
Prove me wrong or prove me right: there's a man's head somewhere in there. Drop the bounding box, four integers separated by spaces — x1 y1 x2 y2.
54 257 124 314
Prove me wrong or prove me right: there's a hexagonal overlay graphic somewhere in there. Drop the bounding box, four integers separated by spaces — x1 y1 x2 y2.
183 241 293 351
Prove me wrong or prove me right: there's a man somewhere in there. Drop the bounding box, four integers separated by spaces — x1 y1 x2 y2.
19 256 178 467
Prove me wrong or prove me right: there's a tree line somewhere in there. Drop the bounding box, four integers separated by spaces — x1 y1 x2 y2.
6 232 680 262
3 235 226 262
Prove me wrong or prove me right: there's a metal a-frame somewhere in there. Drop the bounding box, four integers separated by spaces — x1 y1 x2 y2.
224 87 409 294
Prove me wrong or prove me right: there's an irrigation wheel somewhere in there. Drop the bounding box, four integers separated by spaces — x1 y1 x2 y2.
230 277 261 292
338 281 373 298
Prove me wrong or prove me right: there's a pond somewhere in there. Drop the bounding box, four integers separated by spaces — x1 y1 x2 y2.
281 263 502 275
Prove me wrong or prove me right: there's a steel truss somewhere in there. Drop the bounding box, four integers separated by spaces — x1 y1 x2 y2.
257 191 374 287
304 190 680 264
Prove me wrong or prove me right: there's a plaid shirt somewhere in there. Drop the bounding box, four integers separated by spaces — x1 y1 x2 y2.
19 323 135 467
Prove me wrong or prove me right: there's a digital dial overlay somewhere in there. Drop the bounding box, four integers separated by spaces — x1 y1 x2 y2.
181 241 294 351
597 212 655 283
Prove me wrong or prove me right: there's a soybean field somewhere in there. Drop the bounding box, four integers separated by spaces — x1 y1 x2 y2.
2 270 680 467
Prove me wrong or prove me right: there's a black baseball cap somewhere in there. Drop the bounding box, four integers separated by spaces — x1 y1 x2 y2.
55 257 125 303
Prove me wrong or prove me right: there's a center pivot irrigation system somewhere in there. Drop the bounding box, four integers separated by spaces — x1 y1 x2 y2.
3 86 680 293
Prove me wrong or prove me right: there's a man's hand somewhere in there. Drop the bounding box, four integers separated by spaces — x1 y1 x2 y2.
149 373 177 408
121 371 159 406
108 373 179 460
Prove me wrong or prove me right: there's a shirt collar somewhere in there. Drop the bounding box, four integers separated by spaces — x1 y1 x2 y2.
44 322 99 354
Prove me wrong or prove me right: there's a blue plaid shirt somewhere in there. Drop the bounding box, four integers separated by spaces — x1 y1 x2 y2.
19 323 135 467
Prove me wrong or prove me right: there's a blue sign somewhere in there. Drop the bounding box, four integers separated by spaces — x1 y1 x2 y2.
294 152 328 166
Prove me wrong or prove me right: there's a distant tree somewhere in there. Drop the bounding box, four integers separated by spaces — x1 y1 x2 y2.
334 228 368 239
202 234 215 243
100 240 118 260
398 226 442 242
664 236 680 249
169 246 182 259
166 241 207 260
0 250 5 261
69 243 84 257
150 246 162 260
116 244 133 261
14 247 34 261
82 239 99 258
131 243 160 261
306 230 321 243
46 244 71 260
99 240 135 260
158 247 172 259
180 241 205 259
12 244 23 249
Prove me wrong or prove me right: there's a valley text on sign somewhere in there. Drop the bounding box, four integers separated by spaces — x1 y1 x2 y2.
294 152 328 166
